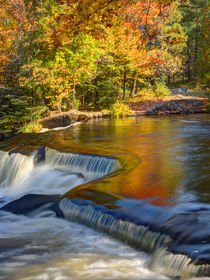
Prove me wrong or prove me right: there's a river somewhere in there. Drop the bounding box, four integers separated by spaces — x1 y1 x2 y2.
0 114 209 280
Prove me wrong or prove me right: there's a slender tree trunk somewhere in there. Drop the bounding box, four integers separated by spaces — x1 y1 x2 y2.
173 75 175 86
95 92 99 107
187 41 191 81
195 19 199 63
17 0 22 65
72 82 76 109
168 75 170 87
17 0 22 87
182 72 184 84
123 69 127 100
57 100 62 112
131 74 137 97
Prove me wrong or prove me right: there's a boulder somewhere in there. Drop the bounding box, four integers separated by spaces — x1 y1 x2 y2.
40 113 72 129
77 113 90 121
102 111 111 117
1 194 63 217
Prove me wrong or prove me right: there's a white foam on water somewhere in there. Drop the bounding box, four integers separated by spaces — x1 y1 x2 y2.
40 122 82 133
0 150 86 205
59 198 171 252
0 148 120 202
45 147 121 179
7 165 84 196
0 151 34 188
0 148 209 279
0 211 169 280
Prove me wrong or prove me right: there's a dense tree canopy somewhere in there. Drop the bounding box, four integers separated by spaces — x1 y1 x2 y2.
0 0 208 135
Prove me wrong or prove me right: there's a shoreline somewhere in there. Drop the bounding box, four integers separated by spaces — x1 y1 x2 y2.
0 96 209 140
39 96 208 129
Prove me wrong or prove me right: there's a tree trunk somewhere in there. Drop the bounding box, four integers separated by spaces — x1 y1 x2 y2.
123 69 127 100
187 41 191 81
168 75 170 87
131 75 137 97
195 18 199 63
17 0 22 65
57 101 61 112
72 82 76 109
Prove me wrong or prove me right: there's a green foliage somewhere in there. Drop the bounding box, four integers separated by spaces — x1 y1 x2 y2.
154 82 171 97
0 88 48 138
94 80 119 109
110 101 130 118
20 121 43 133
195 2 210 87
179 0 208 84
139 87 156 100
0 0 208 138
77 78 119 109
138 82 170 99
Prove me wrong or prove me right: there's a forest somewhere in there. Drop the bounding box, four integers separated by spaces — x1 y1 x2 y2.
0 0 209 136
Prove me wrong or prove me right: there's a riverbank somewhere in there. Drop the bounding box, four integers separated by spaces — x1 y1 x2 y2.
0 92 209 139
129 96 208 116
39 96 208 130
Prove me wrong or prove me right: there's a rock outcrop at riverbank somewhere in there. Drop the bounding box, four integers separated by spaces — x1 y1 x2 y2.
40 97 207 129
129 97 207 116
40 110 111 129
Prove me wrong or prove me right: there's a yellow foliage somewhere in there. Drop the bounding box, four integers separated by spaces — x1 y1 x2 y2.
111 101 130 117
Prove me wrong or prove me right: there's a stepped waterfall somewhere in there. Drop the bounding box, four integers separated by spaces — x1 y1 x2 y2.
0 146 209 279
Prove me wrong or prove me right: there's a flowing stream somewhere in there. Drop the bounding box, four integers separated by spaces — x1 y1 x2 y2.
0 114 209 280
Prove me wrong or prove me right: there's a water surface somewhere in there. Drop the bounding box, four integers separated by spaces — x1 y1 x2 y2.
0 114 209 279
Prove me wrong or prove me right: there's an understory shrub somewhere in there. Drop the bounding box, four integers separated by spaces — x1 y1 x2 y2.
111 101 130 117
139 82 170 100
20 121 43 133
139 87 156 100
154 82 171 97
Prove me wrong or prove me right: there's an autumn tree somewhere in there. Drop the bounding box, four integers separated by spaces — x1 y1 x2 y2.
195 2 209 87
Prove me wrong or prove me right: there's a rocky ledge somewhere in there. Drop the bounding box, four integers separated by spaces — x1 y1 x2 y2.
40 110 111 129
40 98 208 129
129 98 207 116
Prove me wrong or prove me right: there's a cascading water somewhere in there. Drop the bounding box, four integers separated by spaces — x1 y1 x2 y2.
0 147 210 279
44 147 121 179
0 147 120 199
0 150 34 188
59 198 171 252
59 197 210 278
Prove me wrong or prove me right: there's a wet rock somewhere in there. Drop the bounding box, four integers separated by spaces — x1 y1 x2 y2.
34 146 45 164
102 111 111 117
92 112 103 118
1 194 63 217
68 110 80 121
170 88 189 96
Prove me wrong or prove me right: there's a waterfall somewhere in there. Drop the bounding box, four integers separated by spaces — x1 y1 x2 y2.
59 198 171 252
1 147 209 278
59 198 210 278
0 148 121 196
150 248 210 278
44 147 121 179
0 150 34 188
